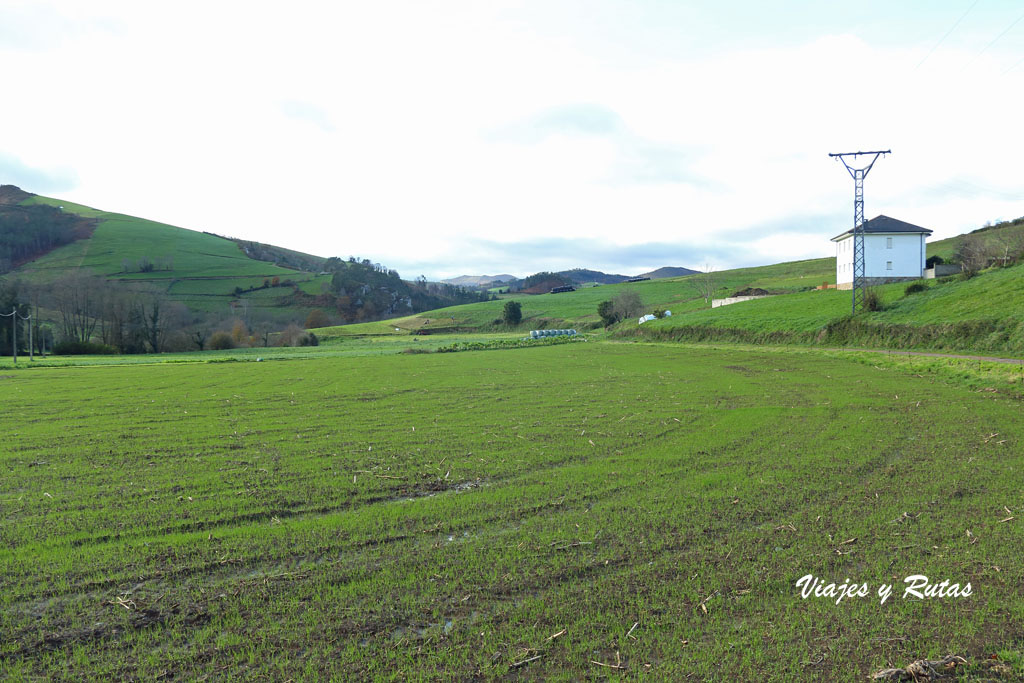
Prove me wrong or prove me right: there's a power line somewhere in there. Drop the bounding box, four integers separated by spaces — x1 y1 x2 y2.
915 0 982 70
1002 53 1024 74
967 7 1024 67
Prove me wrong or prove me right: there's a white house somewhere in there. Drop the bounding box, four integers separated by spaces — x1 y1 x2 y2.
831 215 932 290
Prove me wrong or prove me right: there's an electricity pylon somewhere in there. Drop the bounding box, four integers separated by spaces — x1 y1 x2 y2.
829 150 890 314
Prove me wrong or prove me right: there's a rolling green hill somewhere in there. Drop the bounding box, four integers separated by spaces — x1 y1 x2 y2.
317 219 1024 356
12 193 328 318
315 256 837 338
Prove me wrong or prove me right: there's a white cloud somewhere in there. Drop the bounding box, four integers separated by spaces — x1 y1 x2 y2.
1 2 1022 278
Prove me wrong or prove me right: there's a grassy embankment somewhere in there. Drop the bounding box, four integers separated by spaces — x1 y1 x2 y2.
2 342 1022 680
638 261 1024 355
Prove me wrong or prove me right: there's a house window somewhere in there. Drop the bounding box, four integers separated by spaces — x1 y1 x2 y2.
886 261 893 270
886 237 893 249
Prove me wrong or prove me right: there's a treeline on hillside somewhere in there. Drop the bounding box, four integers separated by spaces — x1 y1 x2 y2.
0 203 95 274
322 257 493 323
956 217 1024 275
233 239 327 273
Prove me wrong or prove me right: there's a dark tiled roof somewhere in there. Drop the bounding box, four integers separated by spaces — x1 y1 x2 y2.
831 215 932 241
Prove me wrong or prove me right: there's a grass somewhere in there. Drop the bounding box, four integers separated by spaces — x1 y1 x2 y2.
13 194 320 316
2 341 1023 679
926 218 1024 262
635 263 1024 355
316 258 838 338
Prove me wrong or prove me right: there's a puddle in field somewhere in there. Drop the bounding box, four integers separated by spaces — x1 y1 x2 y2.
388 615 472 642
445 530 473 543
387 478 485 504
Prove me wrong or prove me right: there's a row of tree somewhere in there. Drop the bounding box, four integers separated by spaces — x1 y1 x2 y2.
0 273 321 356
325 257 493 323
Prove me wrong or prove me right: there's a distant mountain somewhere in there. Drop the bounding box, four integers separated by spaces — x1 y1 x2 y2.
441 274 516 286
638 266 699 279
446 266 699 290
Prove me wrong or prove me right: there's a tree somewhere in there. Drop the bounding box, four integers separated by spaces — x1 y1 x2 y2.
305 308 329 329
690 264 717 304
192 329 208 351
0 280 28 356
953 234 992 278
209 331 235 350
51 273 103 343
993 229 1024 267
231 320 250 347
141 299 162 353
597 300 619 327
611 291 643 320
502 300 522 326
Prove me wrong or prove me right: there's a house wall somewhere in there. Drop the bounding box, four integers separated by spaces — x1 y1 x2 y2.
835 233 926 284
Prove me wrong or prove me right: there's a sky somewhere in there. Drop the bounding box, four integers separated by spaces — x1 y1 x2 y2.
2 1 1023 280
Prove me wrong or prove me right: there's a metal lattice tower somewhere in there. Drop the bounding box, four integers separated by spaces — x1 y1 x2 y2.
829 150 890 314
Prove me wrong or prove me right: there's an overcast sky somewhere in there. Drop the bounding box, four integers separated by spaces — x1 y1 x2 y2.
2 1 1023 279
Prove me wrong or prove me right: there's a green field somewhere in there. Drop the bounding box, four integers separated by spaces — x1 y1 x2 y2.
2 341 1022 680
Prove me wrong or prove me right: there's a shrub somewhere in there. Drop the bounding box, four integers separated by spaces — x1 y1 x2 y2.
904 282 927 295
925 255 945 269
653 309 666 319
52 340 117 355
305 308 329 329
298 332 319 347
862 288 884 312
597 300 619 327
502 300 522 326
209 331 235 350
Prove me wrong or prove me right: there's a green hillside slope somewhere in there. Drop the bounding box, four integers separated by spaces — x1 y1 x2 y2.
317 220 1024 356
639 262 1024 354
10 193 329 319
316 256 837 337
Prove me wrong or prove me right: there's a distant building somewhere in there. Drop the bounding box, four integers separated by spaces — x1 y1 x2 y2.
831 215 932 290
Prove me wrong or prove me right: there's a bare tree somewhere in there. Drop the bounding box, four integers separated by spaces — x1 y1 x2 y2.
611 291 643 320
992 229 1024 267
51 273 103 343
691 264 717 304
954 234 992 277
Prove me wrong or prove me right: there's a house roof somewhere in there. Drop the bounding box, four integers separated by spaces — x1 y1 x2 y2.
831 215 933 241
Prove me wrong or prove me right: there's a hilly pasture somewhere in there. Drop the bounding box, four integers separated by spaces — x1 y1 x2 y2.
316 222 1024 358
2 342 1022 680
640 261 1024 355
315 257 837 339
13 194 327 317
